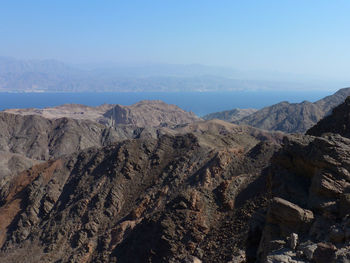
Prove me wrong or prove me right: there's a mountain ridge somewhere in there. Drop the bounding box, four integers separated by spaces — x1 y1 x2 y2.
4 100 201 127
233 87 350 133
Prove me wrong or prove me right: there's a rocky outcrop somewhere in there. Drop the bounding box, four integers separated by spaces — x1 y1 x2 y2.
307 96 350 138
250 133 350 262
103 100 200 127
235 87 350 133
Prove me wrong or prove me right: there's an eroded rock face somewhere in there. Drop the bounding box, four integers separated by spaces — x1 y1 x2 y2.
0 132 280 262
307 96 350 139
253 133 350 263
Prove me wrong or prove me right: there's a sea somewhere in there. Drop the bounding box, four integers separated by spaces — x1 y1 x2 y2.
0 90 335 117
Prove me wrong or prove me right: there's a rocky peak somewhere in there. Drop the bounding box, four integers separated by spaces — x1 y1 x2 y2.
307 96 350 138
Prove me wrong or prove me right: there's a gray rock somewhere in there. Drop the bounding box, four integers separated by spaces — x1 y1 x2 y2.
289 233 298 250
299 241 317 261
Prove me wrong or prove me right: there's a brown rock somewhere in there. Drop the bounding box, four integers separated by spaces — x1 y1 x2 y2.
313 243 337 263
267 197 314 232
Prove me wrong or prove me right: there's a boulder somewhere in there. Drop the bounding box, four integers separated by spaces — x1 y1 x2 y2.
267 197 314 232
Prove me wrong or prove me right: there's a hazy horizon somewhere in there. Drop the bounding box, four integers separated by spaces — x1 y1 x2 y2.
2 1 350 83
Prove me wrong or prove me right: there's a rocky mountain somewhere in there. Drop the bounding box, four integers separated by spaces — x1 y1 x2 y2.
0 121 281 262
1 96 350 262
202 108 257 122
0 112 121 161
233 87 350 133
4 100 201 127
0 106 278 182
0 111 155 180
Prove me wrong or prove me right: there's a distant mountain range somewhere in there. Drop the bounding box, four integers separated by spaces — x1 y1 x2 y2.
0 56 346 92
205 87 350 133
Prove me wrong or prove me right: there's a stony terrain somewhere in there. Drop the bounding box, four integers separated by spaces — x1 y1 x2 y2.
203 108 257 122
245 97 350 262
0 96 350 262
249 133 350 262
0 125 280 262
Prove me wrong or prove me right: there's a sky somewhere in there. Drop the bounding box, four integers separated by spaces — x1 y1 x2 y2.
1 1 350 80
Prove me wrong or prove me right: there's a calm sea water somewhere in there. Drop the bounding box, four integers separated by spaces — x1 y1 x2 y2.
0 91 334 116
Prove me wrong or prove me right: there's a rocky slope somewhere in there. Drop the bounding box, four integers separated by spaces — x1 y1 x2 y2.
0 112 123 161
0 111 157 183
249 133 350 262
235 87 350 133
0 100 202 175
306 96 350 138
0 127 281 262
244 97 350 262
203 108 257 122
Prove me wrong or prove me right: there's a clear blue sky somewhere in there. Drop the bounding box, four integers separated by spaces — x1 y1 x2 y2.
1 1 350 80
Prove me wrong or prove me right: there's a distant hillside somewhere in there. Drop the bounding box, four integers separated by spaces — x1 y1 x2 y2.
104 100 200 127
0 57 341 92
4 100 201 127
234 87 350 133
203 108 257 122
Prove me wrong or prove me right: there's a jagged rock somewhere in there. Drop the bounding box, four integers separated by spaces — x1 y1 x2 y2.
0 131 280 262
255 125 350 262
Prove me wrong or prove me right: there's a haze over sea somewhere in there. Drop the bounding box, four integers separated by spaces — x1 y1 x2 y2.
0 90 333 116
